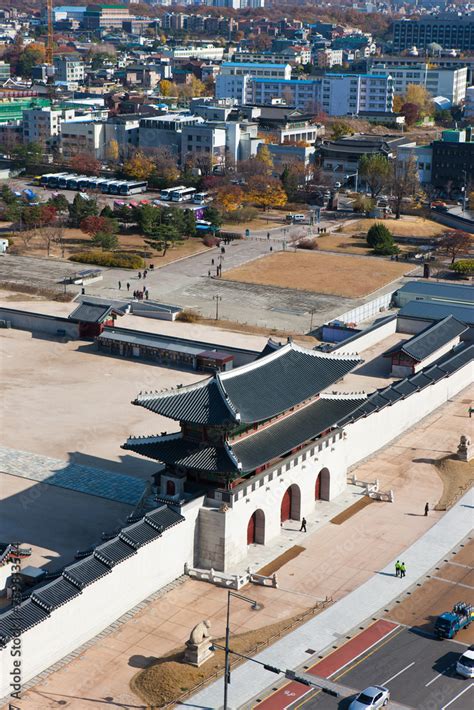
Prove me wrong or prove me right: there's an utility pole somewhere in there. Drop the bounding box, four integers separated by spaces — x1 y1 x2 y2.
462 170 468 212
213 294 222 321
223 592 260 710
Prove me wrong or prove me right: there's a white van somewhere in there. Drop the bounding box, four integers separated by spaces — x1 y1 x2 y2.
286 213 305 223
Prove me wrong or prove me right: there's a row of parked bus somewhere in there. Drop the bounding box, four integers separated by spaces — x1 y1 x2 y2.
159 186 210 205
38 173 148 196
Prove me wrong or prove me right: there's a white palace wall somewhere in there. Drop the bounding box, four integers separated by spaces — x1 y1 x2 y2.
0 496 203 699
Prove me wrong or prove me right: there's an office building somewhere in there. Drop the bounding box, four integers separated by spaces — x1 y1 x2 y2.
393 15 474 52
369 63 467 106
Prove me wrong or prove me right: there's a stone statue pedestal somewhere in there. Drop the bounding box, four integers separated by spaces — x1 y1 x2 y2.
457 435 473 462
184 639 214 667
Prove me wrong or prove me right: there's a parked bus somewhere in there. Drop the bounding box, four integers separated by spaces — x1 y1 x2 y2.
42 173 69 188
192 192 210 205
120 181 148 195
160 185 185 201
171 187 196 202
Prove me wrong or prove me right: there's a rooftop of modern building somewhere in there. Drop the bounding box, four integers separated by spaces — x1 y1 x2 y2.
397 300 474 327
394 280 474 303
221 61 291 70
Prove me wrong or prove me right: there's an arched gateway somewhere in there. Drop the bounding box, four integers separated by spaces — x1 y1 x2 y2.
247 509 265 544
315 467 330 501
280 484 301 523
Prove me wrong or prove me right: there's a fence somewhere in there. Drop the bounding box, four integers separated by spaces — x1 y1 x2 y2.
334 292 394 326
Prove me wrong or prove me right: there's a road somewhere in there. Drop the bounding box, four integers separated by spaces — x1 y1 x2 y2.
253 623 473 710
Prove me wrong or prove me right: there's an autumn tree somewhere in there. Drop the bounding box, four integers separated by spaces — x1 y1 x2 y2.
106 139 120 164
405 84 433 118
69 153 101 176
331 120 354 140
22 204 57 230
124 151 155 180
389 155 420 219
439 231 473 264
401 102 420 126
68 193 98 228
358 154 391 199
80 215 117 238
245 176 287 211
216 185 243 212
151 146 180 183
255 144 274 173
159 79 177 97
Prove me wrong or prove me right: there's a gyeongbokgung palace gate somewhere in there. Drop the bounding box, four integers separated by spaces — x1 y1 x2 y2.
123 339 366 570
123 336 473 571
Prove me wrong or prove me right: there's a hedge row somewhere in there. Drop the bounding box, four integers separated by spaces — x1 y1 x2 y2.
69 251 145 269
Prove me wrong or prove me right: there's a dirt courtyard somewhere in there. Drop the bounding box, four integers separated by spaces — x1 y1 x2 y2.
223 251 411 298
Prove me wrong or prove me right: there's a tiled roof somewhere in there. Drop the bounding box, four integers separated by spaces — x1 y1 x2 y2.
123 433 237 474
384 316 467 362
338 342 473 426
125 396 366 474
0 505 184 647
68 301 115 323
133 343 361 426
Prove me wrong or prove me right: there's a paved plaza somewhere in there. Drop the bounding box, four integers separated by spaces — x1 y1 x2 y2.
7 386 471 710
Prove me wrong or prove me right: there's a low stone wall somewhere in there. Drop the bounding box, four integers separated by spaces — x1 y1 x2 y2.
0 308 79 339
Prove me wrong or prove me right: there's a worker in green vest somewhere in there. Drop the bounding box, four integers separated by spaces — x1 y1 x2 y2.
395 560 401 577
400 562 406 578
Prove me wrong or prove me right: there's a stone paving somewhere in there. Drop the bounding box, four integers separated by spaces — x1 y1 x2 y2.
0 445 146 505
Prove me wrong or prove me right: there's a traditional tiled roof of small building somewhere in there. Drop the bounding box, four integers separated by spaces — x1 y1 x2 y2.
133 342 361 426
384 316 467 363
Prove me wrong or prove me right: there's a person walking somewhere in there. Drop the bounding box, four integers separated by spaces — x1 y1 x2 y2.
118 280 121 290
126 282 130 292
424 502 429 516
138 271 142 279
395 560 401 577
400 562 406 578
299 517 307 533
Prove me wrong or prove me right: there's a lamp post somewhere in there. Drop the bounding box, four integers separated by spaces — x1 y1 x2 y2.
462 170 468 212
213 294 222 321
345 170 359 193
223 591 260 710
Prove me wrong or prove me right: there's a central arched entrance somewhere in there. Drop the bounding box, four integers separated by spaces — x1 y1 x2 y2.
316 468 330 501
166 480 176 496
280 484 301 523
247 509 265 545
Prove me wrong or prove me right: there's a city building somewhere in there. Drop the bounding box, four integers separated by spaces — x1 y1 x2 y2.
219 62 292 80
392 14 474 52
370 55 474 86
317 48 343 68
181 122 227 168
22 106 76 148
396 142 433 184
431 127 474 190
0 62 10 82
465 86 474 119
233 47 311 65
54 56 85 85
82 3 131 30
60 119 106 160
369 64 467 106
138 114 204 157
162 44 225 61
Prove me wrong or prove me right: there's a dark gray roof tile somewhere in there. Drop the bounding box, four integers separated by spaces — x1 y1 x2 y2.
384 316 466 362
31 578 81 612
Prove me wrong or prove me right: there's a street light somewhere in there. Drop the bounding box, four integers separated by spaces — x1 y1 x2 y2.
210 641 339 704
223 591 261 710
462 169 468 212
213 294 222 320
345 171 359 193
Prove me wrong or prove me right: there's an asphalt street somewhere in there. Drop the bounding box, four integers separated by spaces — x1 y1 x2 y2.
284 628 473 710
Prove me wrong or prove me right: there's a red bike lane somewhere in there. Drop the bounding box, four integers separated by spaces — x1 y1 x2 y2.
254 618 399 709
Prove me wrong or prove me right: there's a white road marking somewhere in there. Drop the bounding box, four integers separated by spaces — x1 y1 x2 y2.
425 672 442 687
382 661 416 685
432 576 474 590
425 663 455 686
441 682 474 709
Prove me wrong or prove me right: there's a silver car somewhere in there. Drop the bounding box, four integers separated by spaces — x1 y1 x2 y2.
349 685 390 709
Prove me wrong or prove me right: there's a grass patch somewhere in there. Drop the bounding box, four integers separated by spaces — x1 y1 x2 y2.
257 545 306 577
131 608 326 708
330 496 374 525
69 251 145 269
348 216 447 239
434 456 474 510
223 251 410 298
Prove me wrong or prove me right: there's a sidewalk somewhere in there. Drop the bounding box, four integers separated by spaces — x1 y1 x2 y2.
186 486 474 710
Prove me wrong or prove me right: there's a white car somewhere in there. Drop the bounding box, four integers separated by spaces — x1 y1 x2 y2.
349 686 390 709
457 647 474 678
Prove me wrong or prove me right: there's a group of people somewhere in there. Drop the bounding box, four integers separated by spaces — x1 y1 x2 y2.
133 288 149 300
395 560 407 578
117 265 155 299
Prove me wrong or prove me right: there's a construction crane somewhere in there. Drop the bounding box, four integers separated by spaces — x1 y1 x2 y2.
46 0 54 67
